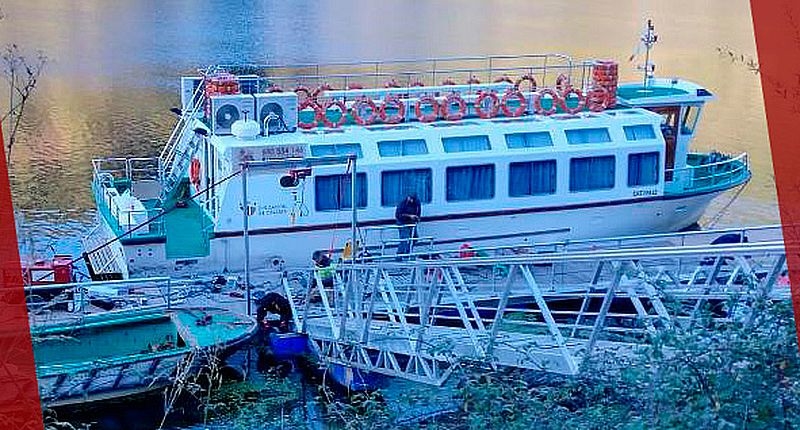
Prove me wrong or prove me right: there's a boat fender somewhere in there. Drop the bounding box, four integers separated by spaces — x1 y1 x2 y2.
351 97 378 126
442 93 467 121
380 95 406 124
586 86 608 112
475 91 500 119
500 89 527 117
297 98 320 129
559 87 586 114
318 99 348 128
515 74 538 92
415 95 440 123
533 88 559 116
189 158 201 190
555 73 571 93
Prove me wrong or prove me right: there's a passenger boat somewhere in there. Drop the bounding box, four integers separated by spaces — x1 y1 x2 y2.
86 23 750 277
32 306 257 407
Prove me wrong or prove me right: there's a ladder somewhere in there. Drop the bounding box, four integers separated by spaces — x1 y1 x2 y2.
81 221 129 280
158 68 214 200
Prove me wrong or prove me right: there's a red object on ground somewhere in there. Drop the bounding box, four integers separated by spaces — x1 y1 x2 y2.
750 1 800 349
0 124 44 428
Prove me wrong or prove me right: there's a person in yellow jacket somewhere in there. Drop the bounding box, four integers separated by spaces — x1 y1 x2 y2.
310 250 335 302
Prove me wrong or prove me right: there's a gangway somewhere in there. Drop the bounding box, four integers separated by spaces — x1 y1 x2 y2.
281 232 789 386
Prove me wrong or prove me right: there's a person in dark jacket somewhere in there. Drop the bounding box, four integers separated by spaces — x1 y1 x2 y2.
395 194 421 257
256 292 293 332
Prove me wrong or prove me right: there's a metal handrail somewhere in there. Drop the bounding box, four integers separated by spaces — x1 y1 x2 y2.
665 152 750 192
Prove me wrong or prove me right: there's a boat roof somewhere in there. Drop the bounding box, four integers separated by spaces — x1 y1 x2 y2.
617 78 714 107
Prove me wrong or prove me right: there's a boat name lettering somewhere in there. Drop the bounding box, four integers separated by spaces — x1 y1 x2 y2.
259 204 290 216
632 189 658 197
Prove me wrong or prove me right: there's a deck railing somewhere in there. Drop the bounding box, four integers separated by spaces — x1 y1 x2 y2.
91 157 165 238
666 152 750 195
214 54 597 94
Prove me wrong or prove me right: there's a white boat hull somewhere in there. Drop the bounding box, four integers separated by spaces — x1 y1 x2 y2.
122 191 719 278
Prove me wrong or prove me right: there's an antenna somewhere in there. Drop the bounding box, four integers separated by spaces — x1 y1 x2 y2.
639 19 658 88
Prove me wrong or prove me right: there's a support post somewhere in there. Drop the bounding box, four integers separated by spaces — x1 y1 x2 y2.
242 162 251 316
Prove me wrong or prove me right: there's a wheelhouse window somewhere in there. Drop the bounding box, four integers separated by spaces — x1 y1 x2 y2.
442 135 491 153
446 164 495 201
628 152 660 187
565 128 611 144
623 124 657 141
569 156 615 191
681 106 701 135
378 139 428 157
381 169 433 206
509 160 557 197
505 132 553 149
310 143 363 158
315 173 367 211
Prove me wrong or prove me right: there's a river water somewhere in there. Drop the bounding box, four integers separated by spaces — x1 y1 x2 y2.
0 0 778 427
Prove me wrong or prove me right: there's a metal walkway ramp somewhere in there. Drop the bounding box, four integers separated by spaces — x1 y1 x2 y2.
281 228 789 385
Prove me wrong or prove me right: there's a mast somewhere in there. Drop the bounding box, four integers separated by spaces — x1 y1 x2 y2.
640 19 658 89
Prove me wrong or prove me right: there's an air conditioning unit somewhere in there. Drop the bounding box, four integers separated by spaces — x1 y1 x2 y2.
210 94 256 135
180 76 204 110
254 92 298 135
237 75 260 95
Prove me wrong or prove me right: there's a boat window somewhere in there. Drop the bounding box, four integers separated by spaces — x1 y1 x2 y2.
509 160 557 196
446 164 495 201
314 173 367 211
623 124 657 141
381 169 433 206
442 135 491 153
378 139 429 157
310 143 363 158
628 152 660 187
681 106 701 135
569 156 615 191
505 132 553 149
565 128 611 144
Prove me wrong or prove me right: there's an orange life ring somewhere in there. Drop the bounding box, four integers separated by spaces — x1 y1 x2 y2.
297 98 320 129
266 84 283 93
318 99 347 128
351 97 378 126
559 87 586 114
294 86 312 103
474 91 500 119
415 95 439 123
500 89 527 117
555 73 571 93
384 79 401 88
533 88 559 116
410 80 426 87
441 78 457 86
514 74 538 92
459 243 476 259
441 93 467 121
347 83 364 90
586 86 608 112
493 75 514 84
189 158 201 190
466 75 481 85
380 95 406 124
311 83 334 100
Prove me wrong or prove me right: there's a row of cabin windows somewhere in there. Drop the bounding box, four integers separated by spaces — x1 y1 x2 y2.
314 152 661 211
308 124 658 160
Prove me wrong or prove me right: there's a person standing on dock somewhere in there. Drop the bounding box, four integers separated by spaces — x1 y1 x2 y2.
395 194 421 258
